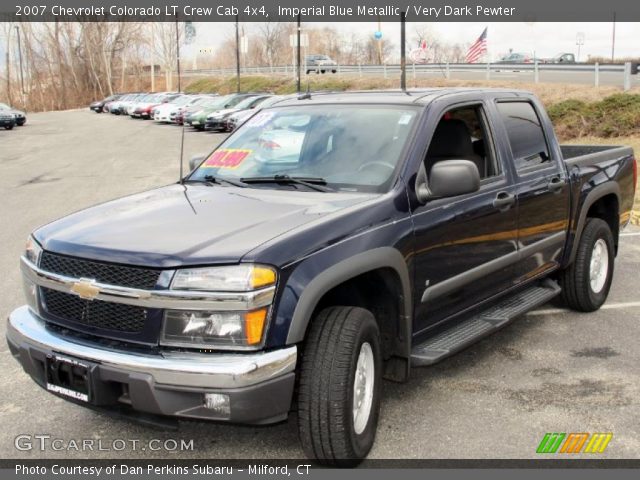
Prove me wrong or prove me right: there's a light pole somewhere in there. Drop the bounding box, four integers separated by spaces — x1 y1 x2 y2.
576 32 585 63
235 15 240 93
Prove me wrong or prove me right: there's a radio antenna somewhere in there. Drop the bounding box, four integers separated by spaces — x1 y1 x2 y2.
175 15 185 185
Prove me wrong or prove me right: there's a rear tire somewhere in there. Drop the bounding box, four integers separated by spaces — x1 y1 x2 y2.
297 306 381 466
560 218 614 312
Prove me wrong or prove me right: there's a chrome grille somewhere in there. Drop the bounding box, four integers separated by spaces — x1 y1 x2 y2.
40 251 160 289
42 288 147 332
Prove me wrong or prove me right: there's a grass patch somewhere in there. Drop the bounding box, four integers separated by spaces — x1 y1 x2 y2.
548 94 640 139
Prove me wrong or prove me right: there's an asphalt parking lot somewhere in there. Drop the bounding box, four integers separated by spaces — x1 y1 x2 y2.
0 109 638 460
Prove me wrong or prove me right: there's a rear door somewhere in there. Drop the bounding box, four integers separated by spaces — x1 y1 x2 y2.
494 99 571 283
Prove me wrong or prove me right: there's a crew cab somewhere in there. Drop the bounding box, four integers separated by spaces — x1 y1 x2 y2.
6 89 636 465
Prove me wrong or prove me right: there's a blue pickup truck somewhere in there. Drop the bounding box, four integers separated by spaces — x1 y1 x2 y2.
7 89 636 464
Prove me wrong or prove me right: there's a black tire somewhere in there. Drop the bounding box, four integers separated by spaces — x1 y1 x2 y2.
298 306 381 466
331 69 337 74
560 218 614 312
5 124 13 130
17 120 25 126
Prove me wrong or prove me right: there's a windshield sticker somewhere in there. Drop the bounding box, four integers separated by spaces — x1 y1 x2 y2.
203 149 252 169
398 114 413 125
246 111 275 127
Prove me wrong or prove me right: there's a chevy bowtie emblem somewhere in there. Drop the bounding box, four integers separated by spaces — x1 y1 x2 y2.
70 279 100 300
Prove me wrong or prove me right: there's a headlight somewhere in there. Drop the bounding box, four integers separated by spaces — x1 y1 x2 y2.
171 265 276 291
161 308 268 348
25 236 43 265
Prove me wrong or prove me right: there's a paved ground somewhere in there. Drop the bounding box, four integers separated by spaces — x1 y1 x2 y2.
0 110 638 460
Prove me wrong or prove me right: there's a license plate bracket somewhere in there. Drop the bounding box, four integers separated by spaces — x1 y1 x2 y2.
46 354 91 403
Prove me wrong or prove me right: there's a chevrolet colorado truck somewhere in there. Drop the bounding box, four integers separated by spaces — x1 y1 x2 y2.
7 89 637 464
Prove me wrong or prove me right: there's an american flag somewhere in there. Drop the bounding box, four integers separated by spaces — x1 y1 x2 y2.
466 27 488 63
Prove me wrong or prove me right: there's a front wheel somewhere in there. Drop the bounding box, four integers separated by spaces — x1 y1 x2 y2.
560 218 615 312
4 124 14 130
297 306 381 466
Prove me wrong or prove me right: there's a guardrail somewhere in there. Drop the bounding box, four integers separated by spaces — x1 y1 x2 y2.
183 62 638 90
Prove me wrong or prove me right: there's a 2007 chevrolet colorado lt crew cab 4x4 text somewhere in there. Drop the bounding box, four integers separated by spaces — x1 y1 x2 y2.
7 89 637 464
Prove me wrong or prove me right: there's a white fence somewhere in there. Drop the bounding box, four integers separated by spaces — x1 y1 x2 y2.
183 62 638 90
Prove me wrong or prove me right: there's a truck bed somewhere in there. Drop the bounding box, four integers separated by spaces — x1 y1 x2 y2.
561 145 634 167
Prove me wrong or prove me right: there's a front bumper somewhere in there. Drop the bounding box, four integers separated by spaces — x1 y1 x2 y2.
7 306 297 424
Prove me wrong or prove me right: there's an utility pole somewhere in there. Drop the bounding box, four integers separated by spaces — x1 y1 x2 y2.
235 15 240 93
175 17 181 92
14 26 25 105
611 12 616 62
400 12 406 91
296 14 301 93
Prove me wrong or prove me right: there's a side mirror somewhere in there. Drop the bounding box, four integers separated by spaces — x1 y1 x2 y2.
189 155 206 171
415 159 480 204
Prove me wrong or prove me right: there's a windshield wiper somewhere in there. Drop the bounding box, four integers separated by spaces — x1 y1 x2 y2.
240 175 334 192
202 175 248 188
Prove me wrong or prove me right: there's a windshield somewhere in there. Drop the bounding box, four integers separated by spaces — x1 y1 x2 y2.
235 95 268 110
0 103 9 109
189 105 419 193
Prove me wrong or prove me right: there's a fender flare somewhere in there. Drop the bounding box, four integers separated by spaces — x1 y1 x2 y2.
285 247 413 357
569 182 621 263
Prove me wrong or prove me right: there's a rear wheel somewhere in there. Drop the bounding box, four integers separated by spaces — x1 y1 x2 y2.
297 306 381 466
560 218 614 312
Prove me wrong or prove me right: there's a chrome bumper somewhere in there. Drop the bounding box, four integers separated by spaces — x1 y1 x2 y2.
7 305 297 390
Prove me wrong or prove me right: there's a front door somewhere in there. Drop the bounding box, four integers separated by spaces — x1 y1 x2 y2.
410 102 518 335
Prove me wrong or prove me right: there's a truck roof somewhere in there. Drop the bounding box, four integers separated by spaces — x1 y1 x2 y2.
272 88 534 107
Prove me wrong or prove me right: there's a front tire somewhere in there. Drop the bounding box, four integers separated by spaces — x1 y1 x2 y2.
297 306 381 466
560 218 614 312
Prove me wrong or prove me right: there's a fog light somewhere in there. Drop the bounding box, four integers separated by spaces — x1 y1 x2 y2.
204 393 230 417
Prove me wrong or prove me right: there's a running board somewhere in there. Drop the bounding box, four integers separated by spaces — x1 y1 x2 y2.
411 280 561 367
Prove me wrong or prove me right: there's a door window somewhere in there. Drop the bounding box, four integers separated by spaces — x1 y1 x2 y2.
496 101 550 171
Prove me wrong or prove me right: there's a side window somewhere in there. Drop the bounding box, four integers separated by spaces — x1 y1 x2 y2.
425 104 500 180
496 101 550 171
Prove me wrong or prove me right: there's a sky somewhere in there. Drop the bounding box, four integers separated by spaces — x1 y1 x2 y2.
0 22 638 67
191 21 639 61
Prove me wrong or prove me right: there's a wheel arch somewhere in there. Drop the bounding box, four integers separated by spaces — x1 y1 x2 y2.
569 182 621 264
285 247 412 378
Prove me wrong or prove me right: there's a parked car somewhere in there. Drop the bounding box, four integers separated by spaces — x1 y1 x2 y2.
205 95 272 132
306 54 338 74
89 94 121 113
109 93 142 115
131 93 178 119
496 52 534 64
8 89 636 465
0 102 26 126
544 53 577 64
224 95 289 131
186 94 258 130
0 111 16 129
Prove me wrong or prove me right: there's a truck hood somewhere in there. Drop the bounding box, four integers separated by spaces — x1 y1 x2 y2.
34 184 375 268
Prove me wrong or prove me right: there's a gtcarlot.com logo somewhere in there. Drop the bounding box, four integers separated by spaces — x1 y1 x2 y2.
536 433 613 454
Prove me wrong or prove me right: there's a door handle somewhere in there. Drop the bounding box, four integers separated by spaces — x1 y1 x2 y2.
493 191 516 210
547 176 564 193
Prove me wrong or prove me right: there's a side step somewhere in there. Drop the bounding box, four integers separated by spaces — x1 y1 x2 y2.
411 280 561 367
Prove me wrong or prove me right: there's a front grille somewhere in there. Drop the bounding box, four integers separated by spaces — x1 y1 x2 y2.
42 288 147 333
40 251 160 289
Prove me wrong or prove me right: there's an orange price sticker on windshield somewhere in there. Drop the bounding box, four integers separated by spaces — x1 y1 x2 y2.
203 149 252 169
